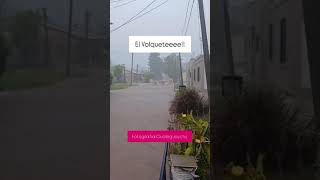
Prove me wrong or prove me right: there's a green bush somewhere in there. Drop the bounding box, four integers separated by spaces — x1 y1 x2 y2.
213 87 316 174
169 89 208 117
112 65 123 82
110 83 128 90
223 153 266 180
175 113 210 180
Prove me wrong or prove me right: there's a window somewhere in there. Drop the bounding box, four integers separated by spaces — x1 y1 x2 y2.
269 24 273 61
256 36 260 52
251 25 255 49
244 39 247 57
194 69 196 81
280 18 287 64
197 67 200 82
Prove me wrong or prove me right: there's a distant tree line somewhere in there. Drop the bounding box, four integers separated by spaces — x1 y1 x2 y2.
148 52 179 81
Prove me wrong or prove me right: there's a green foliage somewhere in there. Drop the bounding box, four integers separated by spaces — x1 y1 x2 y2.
169 88 209 117
110 72 113 83
110 83 128 90
213 87 311 173
9 10 42 60
112 65 124 82
148 53 163 80
176 113 210 180
163 53 178 81
223 153 266 180
143 71 154 83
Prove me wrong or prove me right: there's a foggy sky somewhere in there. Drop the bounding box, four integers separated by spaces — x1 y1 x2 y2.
5 0 107 34
4 0 249 72
110 0 210 71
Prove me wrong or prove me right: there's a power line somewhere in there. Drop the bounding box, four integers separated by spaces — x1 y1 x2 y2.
131 0 168 22
111 0 158 32
111 0 168 33
111 0 129 3
181 0 191 33
111 0 138 8
184 0 195 35
197 0 203 54
112 0 168 32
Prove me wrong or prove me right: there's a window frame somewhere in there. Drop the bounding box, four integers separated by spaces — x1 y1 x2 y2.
269 23 273 61
280 18 287 64
197 67 200 82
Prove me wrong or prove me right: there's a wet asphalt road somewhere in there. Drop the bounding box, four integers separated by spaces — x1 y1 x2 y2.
110 83 174 180
0 71 108 180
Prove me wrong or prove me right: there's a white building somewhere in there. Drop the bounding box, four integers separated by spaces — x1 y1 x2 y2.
186 55 208 97
243 0 313 114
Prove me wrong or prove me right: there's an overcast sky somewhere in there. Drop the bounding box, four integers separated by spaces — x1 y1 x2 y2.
110 0 210 71
5 0 106 34
5 0 251 72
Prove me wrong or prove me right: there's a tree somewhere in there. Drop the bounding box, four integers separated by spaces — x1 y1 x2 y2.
163 53 178 82
148 53 163 80
110 72 113 83
143 72 154 83
9 10 42 65
112 65 123 82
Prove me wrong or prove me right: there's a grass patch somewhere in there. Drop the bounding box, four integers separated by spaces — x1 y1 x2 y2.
111 83 129 90
0 70 65 91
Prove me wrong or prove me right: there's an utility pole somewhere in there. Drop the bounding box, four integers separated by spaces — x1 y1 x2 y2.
123 64 126 83
42 8 50 67
85 9 90 67
66 0 73 77
223 0 234 74
136 64 139 83
174 56 177 83
130 53 133 86
197 0 210 89
173 56 177 90
136 64 139 74
302 1 320 179
198 0 212 177
179 53 184 86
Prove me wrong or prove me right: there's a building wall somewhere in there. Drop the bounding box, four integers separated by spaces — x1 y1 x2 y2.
233 35 249 80
244 0 313 115
245 0 308 93
186 56 207 95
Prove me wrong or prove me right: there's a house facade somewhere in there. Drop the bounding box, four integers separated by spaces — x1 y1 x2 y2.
186 55 208 97
243 0 313 114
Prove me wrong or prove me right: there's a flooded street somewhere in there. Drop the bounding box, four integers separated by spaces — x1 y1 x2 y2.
110 83 174 180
